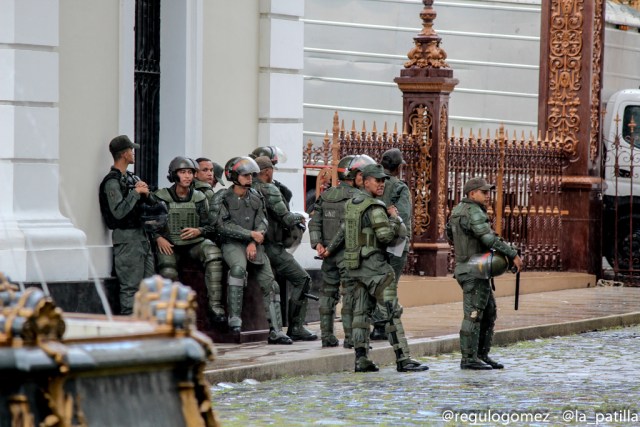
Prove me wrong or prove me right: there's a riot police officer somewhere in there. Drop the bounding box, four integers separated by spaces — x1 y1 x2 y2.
309 155 363 347
213 156 292 344
250 146 293 205
343 164 429 373
446 176 523 370
370 148 411 340
99 135 156 315
252 156 317 341
193 157 225 202
318 154 376 348
153 157 225 324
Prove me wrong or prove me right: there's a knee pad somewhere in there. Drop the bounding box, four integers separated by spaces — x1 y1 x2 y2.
201 239 222 263
229 265 246 279
158 267 178 281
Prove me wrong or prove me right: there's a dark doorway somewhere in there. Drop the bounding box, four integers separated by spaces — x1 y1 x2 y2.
134 0 161 187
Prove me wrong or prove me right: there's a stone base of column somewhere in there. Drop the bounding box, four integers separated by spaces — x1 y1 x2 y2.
0 218 88 283
560 176 602 274
412 242 450 277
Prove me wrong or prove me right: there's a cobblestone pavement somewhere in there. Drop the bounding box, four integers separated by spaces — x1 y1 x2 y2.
211 325 640 426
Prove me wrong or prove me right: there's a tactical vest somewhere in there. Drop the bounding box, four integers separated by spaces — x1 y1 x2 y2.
155 187 205 246
194 180 214 201
223 188 263 231
98 169 142 230
343 196 386 269
254 181 285 243
448 201 487 264
319 184 359 246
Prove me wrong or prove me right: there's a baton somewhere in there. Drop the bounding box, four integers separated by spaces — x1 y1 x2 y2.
514 249 521 310
304 293 320 301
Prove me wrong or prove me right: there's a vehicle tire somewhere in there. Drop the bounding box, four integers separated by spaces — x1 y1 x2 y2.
614 213 640 271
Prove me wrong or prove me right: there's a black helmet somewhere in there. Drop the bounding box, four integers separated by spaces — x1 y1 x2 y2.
225 156 260 185
337 155 356 181
250 146 287 165
346 154 376 180
167 156 197 183
381 148 406 171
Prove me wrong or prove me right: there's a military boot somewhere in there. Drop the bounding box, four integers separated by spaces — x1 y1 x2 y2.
397 358 430 372
322 336 339 347
460 357 493 370
268 329 293 345
287 298 318 341
227 276 245 334
354 348 378 373
205 258 225 324
479 354 504 369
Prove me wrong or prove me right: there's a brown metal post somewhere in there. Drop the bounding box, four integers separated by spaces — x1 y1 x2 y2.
495 125 506 236
538 0 605 274
394 0 459 276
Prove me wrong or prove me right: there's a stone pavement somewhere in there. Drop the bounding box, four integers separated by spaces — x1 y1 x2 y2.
204 284 640 384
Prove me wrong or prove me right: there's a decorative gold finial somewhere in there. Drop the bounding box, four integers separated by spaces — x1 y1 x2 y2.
404 0 449 69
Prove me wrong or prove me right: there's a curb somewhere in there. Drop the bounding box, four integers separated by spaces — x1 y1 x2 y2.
204 312 640 384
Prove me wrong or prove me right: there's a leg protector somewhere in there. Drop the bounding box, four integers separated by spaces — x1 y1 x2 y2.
264 281 293 345
227 275 245 331
341 282 356 348
459 309 483 360
319 282 340 345
478 292 498 358
351 283 374 353
287 277 317 341
203 248 225 320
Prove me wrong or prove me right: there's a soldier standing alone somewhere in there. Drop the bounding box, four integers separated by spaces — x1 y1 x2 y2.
99 135 155 315
446 177 523 370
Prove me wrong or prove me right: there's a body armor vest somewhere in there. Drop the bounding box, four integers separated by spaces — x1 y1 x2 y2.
448 201 487 264
320 184 360 246
223 188 262 230
343 196 386 269
99 169 142 230
155 188 205 246
194 180 214 201
254 181 285 243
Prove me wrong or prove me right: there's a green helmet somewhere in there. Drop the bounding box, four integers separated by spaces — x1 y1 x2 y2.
346 154 376 180
337 155 356 181
467 251 510 279
167 156 197 183
250 146 287 165
224 156 260 185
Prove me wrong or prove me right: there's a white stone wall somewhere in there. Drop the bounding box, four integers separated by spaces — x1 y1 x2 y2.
1 0 88 282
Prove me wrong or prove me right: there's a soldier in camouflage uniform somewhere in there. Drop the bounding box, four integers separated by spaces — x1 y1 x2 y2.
370 148 411 341
446 177 523 370
212 156 292 344
99 135 156 315
252 156 317 341
194 157 225 202
342 164 429 373
250 146 293 205
153 157 225 323
309 155 363 347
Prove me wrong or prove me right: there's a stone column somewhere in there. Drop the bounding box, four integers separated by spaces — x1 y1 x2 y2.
258 0 305 213
538 0 605 273
394 0 458 276
0 0 87 282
